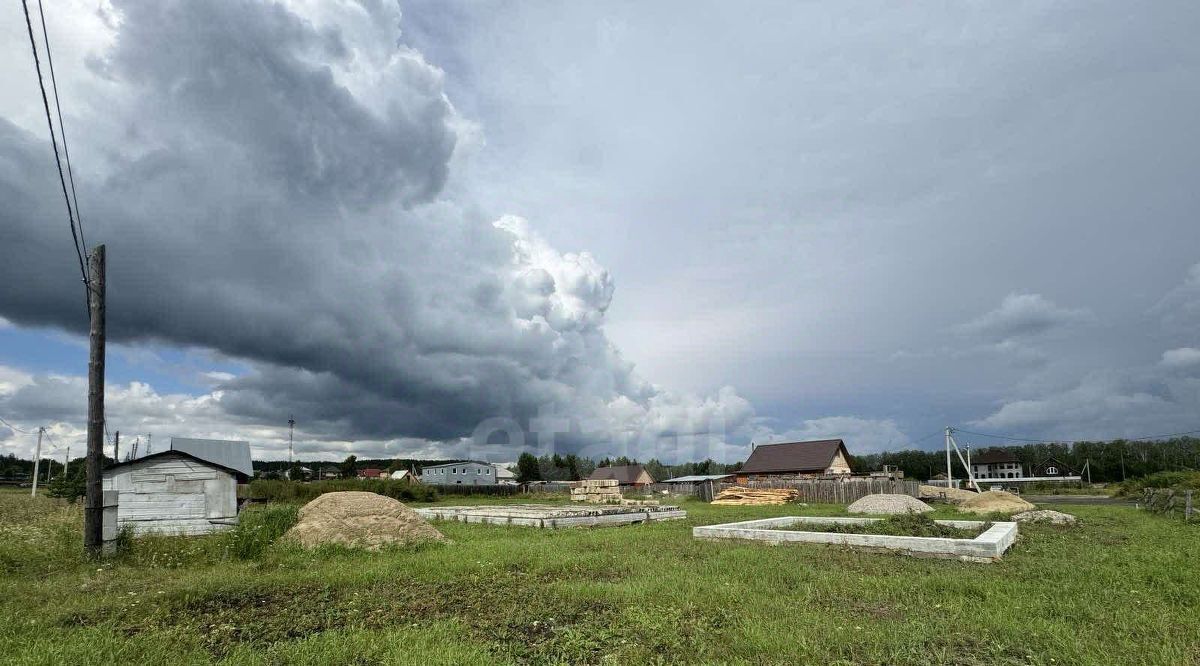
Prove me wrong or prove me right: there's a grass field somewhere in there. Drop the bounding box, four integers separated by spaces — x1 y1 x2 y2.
1 489 1197 665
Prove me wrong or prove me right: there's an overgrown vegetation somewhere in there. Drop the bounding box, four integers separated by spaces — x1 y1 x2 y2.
248 478 439 503
1 488 1198 664
790 513 987 539
1114 470 1200 497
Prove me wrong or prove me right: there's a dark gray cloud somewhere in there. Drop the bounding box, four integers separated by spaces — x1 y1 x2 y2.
0 0 761 459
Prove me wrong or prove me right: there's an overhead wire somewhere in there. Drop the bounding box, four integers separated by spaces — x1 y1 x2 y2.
19 0 90 299
952 427 1200 446
35 0 88 268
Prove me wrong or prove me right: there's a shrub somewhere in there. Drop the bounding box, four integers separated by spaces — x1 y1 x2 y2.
1114 471 1200 497
248 479 439 504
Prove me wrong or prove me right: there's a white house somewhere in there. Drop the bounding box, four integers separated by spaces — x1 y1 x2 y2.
102 438 252 536
420 461 497 485
970 450 1025 480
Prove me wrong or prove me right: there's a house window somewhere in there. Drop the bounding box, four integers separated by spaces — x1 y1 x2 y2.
1046 466 1058 475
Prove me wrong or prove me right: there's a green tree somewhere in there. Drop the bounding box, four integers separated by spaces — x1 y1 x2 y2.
339 455 358 479
516 452 541 483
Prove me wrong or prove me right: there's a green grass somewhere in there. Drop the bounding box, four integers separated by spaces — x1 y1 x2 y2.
1 488 1197 664
782 513 988 538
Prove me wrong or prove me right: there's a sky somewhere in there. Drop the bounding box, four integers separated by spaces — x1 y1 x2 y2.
1 1 1199 464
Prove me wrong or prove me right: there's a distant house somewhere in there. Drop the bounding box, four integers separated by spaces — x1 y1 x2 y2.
492 464 517 485
1031 457 1073 478
970 450 1025 480
102 438 252 536
588 464 655 487
734 439 852 483
421 461 497 485
389 469 417 482
357 468 386 479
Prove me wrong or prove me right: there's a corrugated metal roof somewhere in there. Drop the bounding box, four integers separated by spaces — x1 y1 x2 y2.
170 438 253 477
662 474 734 483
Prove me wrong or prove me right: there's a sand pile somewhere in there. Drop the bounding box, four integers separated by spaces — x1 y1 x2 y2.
847 494 934 515
958 491 1036 515
284 491 446 550
919 485 979 504
1014 509 1077 525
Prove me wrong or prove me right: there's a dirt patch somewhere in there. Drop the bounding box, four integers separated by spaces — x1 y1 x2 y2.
958 491 1035 515
283 491 446 550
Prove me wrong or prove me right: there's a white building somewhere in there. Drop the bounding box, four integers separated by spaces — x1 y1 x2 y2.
970 450 1025 480
420 461 497 485
492 463 517 485
102 438 252 536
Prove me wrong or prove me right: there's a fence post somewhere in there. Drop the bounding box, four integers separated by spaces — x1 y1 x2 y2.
1187 490 1194 521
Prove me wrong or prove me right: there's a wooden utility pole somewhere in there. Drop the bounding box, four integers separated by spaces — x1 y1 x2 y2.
84 244 105 555
31 426 44 497
113 430 119 462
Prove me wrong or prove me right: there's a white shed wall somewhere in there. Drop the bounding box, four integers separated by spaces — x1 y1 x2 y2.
102 453 238 535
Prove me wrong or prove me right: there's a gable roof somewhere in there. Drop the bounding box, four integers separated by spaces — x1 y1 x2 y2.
169 438 253 477
104 449 249 481
740 439 847 474
971 450 1021 465
589 464 654 484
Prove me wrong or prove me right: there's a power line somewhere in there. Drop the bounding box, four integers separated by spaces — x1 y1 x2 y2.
19 0 89 293
0 415 37 435
953 427 1200 446
35 0 88 267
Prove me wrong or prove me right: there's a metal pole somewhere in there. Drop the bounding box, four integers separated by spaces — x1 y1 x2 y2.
84 244 106 555
31 427 43 497
945 427 953 488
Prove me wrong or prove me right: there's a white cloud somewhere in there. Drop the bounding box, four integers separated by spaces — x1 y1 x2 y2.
1161 347 1200 370
958 293 1091 343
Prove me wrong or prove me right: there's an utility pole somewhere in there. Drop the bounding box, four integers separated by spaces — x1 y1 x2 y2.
945 426 953 488
288 415 295 467
113 430 119 462
145 433 151 455
31 427 44 497
84 244 105 555
64 446 69 478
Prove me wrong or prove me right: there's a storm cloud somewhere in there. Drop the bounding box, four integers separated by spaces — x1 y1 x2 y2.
0 0 760 460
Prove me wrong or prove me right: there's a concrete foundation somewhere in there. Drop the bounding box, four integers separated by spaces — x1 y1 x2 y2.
693 516 1018 562
416 503 686 528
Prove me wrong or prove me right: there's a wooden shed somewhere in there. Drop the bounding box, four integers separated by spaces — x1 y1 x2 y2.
102 438 252 536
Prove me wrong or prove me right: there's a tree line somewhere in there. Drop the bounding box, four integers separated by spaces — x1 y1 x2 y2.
849 437 1200 483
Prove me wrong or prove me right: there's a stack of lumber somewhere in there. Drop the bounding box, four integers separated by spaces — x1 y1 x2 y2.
711 486 798 505
570 479 622 503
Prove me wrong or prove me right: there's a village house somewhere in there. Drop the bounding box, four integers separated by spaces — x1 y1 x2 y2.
733 439 852 483
420 461 497 485
389 469 417 482
356 468 386 479
588 464 655 487
970 450 1025 480
101 437 252 536
1031 456 1074 477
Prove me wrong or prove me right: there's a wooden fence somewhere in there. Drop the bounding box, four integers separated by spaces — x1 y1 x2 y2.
1142 488 1195 520
716 478 921 504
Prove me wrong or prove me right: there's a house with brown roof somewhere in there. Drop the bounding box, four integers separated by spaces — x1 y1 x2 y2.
588 464 655 487
733 439 852 483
